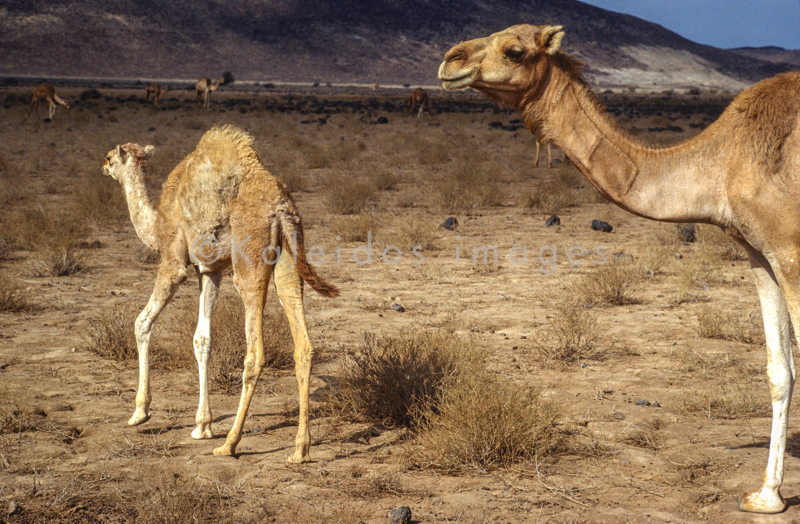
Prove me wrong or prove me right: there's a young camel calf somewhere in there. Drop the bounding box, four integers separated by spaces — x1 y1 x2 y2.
102 125 338 461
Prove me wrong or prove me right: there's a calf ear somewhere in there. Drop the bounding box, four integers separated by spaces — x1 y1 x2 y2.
142 145 155 159
540 25 565 55
116 145 126 162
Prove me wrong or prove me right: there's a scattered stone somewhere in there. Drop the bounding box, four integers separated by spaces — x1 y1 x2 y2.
545 214 560 227
488 121 504 129
8 501 21 516
389 506 412 524
674 252 684 259
390 303 405 312
678 224 696 243
377 116 389 124
591 219 613 233
443 217 459 230
431 497 444 506
651 401 661 408
634 399 651 406
250 426 264 435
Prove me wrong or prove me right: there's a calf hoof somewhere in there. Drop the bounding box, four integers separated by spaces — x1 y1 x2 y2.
213 444 235 456
191 426 213 440
128 411 151 426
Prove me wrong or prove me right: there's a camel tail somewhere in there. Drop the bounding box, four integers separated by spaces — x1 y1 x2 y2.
278 210 339 298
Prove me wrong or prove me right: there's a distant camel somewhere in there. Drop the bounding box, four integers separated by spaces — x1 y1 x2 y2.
371 83 380 90
144 83 172 106
195 77 224 109
407 87 432 117
27 82 70 119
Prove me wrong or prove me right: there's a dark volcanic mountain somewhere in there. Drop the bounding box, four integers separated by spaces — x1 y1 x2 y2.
0 0 795 90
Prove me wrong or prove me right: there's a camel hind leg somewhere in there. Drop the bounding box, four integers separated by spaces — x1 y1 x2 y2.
272 249 315 463
191 270 222 439
213 256 272 456
738 249 796 513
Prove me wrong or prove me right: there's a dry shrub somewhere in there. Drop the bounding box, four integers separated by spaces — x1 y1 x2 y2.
672 346 760 381
619 419 666 451
0 386 41 434
695 306 761 344
683 384 769 420
321 330 481 427
300 141 330 169
136 474 238 524
675 252 720 296
374 169 400 190
575 260 641 306
323 176 377 214
0 278 34 312
532 298 603 366
332 214 379 243
168 295 294 394
433 162 504 213
637 244 672 278
82 304 143 363
391 217 437 252
71 172 128 223
25 243 87 277
413 372 559 470
523 166 584 213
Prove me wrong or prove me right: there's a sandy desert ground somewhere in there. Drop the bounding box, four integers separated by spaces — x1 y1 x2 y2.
1 83 799 523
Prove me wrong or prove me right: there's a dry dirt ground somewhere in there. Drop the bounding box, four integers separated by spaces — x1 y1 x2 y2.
1 84 799 524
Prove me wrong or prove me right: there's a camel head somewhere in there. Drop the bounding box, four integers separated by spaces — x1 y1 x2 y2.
438 24 565 107
102 143 155 183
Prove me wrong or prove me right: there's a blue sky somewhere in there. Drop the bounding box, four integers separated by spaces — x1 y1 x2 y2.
579 0 800 49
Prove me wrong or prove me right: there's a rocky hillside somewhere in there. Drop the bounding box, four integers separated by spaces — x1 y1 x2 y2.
0 0 795 91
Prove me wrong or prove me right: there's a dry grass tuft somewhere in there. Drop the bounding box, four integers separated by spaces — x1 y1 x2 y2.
619 419 666 451
683 384 769 420
25 243 87 277
532 297 603 366
0 278 34 312
136 474 239 523
82 304 143 363
332 214 379 243
321 330 481 427
72 173 128 223
391 217 437 252
432 162 504 213
413 371 560 471
0 386 42 434
575 260 641 306
323 176 377 214
699 226 748 261
695 306 762 344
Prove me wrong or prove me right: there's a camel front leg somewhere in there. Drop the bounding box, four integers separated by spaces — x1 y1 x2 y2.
129 264 185 427
191 271 222 439
273 254 314 463
738 251 795 513
546 143 553 168
214 269 270 456
534 139 542 167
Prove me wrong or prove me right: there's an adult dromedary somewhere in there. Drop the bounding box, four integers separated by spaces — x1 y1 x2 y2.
27 82 70 119
439 24 800 514
195 77 224 109
102 125 338 461
144 83 171 107
407 87 432 117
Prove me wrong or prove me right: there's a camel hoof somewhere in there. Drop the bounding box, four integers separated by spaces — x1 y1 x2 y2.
127 411 151 426
213 444 235 456
287 453 311 464
191 426 213 440
737 490 785 513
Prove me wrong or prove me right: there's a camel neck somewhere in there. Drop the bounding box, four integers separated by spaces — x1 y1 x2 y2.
526 75 729 225
121 171 159 251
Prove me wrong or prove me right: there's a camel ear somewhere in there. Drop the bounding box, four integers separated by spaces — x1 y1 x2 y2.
540 25 565 55
116 145 127 163
142 145 155 159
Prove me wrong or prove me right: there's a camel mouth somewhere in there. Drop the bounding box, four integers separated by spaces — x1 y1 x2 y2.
438 64 479 90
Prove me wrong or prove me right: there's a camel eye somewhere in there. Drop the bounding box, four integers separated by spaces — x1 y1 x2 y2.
505 48 525 62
